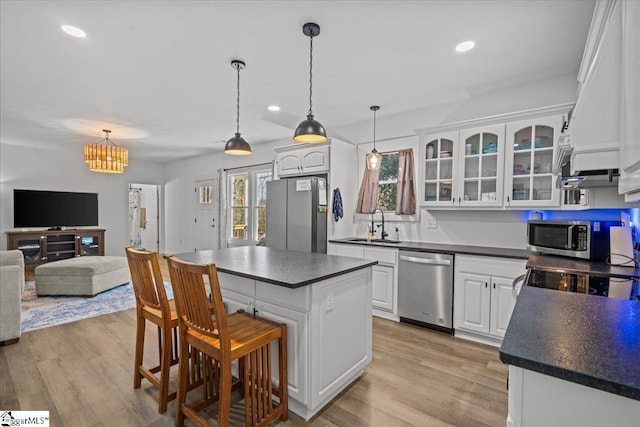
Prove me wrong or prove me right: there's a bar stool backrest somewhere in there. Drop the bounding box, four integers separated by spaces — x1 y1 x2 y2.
167 256 230 354
126 246 171 318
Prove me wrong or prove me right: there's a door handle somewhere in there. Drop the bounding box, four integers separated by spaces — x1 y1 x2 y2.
512 273 527 299
400 255 451 266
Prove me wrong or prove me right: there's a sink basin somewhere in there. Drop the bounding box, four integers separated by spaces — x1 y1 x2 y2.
345 238 402 244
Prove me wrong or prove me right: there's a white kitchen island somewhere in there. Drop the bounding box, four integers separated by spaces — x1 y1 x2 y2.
176 246 376 420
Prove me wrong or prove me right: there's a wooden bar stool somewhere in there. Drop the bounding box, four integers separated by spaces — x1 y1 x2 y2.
167 256 288 427
126 246 180 413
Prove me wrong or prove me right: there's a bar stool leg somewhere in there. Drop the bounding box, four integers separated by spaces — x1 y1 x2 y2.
279 325 288 421
175 334 189 427
133 309 146 389
218 361 232 427
158 322 173 413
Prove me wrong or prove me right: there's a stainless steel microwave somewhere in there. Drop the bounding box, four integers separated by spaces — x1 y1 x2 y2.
527 220 620 260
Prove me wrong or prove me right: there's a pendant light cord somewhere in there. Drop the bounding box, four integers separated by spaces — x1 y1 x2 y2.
236 64 241 134
308 35 314 116
373 109 377 150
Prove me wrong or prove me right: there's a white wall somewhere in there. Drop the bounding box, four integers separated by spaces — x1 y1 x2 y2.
0 143 165 255
164 138 287 254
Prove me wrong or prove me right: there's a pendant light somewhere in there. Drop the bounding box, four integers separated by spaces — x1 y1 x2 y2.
224 60 252 155
366 106 382 170
83 129 129 173
294 22 327 143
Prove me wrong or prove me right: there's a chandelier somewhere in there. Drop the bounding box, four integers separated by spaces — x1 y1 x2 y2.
83 129 129 173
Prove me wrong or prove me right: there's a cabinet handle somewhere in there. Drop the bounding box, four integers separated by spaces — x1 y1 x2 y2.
493 282 496 289
507 196 510 203
459 197 461 203
485 282 488 288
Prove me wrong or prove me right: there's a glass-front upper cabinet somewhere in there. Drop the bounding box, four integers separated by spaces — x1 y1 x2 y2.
458 124 505 207
504 116 562 207
422 131 459 206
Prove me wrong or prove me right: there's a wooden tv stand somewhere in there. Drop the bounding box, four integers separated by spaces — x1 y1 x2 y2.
6 229 105 272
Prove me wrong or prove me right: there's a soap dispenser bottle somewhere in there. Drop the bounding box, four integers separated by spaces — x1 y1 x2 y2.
393 227 400 241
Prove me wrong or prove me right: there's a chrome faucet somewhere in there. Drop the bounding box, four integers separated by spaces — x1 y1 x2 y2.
371 208 388 240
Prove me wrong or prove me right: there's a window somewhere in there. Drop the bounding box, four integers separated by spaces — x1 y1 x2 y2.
228 167 272 244
377 151 398 212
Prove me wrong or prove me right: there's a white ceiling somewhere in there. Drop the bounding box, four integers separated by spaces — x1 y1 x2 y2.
0 0 595 164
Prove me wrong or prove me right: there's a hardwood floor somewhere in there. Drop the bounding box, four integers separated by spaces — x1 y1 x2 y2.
2 263 508 426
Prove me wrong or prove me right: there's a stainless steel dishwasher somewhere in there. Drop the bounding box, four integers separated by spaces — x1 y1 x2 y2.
398 250 454 333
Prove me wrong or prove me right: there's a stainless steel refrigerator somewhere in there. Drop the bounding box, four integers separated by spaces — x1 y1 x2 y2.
265 176 328 253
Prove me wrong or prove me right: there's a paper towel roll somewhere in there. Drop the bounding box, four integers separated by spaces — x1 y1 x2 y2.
609 226 635 266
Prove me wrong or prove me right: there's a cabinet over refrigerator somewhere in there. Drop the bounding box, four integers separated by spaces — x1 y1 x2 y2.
265 176 328 253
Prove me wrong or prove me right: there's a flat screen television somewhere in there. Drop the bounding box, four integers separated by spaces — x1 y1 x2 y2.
13 189 99 228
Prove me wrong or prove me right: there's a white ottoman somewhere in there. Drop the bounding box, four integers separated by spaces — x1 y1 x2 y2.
35 256 130 297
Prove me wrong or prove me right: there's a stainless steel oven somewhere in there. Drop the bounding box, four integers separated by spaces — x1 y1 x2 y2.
527 220 620 260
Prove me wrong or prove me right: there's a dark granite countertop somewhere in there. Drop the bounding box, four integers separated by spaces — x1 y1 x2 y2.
527 254 640 279
329 238 530 260
500 286 640 401
174 246 377 289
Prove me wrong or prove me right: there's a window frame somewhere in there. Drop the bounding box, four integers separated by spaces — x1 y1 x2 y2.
355 141 419 223
227 166 272 246
377 150 399 213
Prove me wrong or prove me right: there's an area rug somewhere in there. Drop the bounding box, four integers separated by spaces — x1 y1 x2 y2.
21 281 173 332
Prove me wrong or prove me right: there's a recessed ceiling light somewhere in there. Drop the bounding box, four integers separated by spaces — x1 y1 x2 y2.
61 25 86 38
455 40 475 53
267 105 281 112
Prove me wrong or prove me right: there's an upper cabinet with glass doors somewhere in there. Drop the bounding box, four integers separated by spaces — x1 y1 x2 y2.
421 124 505 208
504 115 563 207
422 131 458 206
417 105 570 209
458 124 505 207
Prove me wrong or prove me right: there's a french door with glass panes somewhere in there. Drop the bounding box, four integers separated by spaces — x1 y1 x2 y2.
504 116 562 207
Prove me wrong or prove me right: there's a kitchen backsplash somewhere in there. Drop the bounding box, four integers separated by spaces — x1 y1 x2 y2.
354 208 639 250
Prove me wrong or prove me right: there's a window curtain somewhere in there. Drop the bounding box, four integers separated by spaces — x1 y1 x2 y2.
356 161 380 213
396 148 416 215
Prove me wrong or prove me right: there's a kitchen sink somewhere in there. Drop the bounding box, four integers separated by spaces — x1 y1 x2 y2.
345 237 402 244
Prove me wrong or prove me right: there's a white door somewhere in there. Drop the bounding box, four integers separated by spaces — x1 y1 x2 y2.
371 264 394 312
140 184 159 252
455 272 491 334
490 276 517 337
128 183 160 252
194 178 219 251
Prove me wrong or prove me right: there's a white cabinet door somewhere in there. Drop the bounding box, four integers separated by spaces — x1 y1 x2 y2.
458 124 506 207
277 152 303 176
421 131 460 207
300 146 329 174
276 145 330 177
455 272 491 334
371 264 394 312
490 276 517 338
504 116 562 208
619 0 640 200
255 299 309 405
